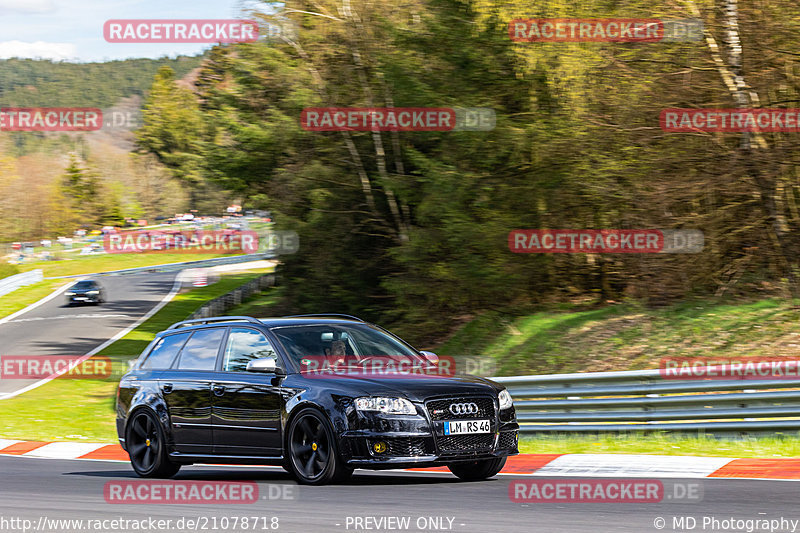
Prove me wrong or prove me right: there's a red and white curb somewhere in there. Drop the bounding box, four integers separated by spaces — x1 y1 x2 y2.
1 440 798 479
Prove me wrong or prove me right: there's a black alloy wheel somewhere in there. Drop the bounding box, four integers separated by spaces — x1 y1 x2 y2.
126 410 180 478
287 408 352 485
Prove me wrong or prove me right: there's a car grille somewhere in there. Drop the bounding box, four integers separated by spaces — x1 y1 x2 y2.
498 431 518 451
426 396 497 454
426 396 495 421
437 434 495 454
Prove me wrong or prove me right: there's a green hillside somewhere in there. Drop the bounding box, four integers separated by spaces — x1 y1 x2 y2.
0 56 203 108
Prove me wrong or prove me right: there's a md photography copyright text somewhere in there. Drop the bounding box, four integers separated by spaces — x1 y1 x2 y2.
653 515 799 532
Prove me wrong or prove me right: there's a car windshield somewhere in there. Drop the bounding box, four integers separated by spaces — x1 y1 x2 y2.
73 281 95 289
269 323 424 367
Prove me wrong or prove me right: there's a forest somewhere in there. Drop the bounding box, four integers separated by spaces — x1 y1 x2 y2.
4 0 800 343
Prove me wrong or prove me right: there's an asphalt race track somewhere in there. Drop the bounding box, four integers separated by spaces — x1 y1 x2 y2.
1 456 798 533
0 272 179 397
2 274 798 533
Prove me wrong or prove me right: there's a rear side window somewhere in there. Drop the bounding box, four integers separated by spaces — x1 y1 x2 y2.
140 333 191 369
176 328 225 371
223 327 277 372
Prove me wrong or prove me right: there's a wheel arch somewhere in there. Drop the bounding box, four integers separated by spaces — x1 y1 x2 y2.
284 401 351 458
125 402 173 452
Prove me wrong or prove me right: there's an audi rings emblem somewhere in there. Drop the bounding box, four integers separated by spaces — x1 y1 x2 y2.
449 402 479 415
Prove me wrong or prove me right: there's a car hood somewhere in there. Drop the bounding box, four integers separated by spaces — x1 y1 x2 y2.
294 372 502 400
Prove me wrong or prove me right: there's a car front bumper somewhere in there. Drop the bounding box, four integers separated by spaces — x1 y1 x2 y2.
340 405 519 468
67 295 101 303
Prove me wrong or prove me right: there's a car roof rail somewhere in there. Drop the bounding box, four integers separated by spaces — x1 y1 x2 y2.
167 316 263 330
281 314 365 322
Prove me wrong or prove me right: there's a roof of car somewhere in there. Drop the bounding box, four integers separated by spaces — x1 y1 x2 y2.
259 317 369 327
158 315 370 336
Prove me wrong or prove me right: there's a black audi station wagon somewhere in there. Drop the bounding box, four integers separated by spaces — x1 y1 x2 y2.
116 315 519 484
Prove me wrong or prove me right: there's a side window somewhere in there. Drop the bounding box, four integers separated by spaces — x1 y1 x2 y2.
140 332 191 370
223 327 277 372
176 328 225 371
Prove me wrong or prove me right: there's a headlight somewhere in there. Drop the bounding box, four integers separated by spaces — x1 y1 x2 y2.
355 397 416 415
498 389 513 410
87 290 99 294
65 292 75 296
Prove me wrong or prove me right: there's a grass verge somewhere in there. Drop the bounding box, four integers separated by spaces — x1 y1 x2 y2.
519 434 800 458
0 270 274 442
0 279 69 321
437 298 800 376
16 252 231 278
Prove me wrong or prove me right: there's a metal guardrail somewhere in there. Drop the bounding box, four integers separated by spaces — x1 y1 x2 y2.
189 274 276 319
493 367 800 435
0 269 43 297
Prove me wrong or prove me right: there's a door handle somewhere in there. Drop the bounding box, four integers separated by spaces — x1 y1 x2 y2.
161 383 173 393
213 385 225 396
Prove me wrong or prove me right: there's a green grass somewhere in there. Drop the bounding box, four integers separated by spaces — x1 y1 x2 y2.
519 434 800 458
224 286 284 317
0 262 19 278
437 298 800 376
0 279 70 320
0 270 275 442
0 376 120 442
15 252 231 278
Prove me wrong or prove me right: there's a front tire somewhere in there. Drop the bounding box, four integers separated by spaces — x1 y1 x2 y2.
286 408 352 485
126 410 181 478
448 457 506 481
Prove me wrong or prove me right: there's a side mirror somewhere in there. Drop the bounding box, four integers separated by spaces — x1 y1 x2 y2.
246 358 286 376
420 350 439 365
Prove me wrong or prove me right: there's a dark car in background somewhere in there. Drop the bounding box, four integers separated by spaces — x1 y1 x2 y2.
65 279 105 305
116 315 519 484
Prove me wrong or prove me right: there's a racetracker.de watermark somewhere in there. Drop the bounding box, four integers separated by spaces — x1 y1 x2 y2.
660 357 800 380
300 107 495 131
508 229 704 253
509 18 703 42
103 481 270 504
0 355 112 379
104 19 259 43
300 355 456 379
510 479 703 503
104 230 259 254
661 108 800 133
0 108 101 131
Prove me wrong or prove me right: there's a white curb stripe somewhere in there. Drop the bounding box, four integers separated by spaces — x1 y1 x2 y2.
0 439 22 451
2 446 795 481
22 442 107 459
533 453 734 478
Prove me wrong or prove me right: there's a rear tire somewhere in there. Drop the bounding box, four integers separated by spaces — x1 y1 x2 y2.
126 410 181 478
447 457 506 481
286 408 352 485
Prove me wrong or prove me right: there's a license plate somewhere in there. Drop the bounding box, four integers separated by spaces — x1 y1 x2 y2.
444 419 490 435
